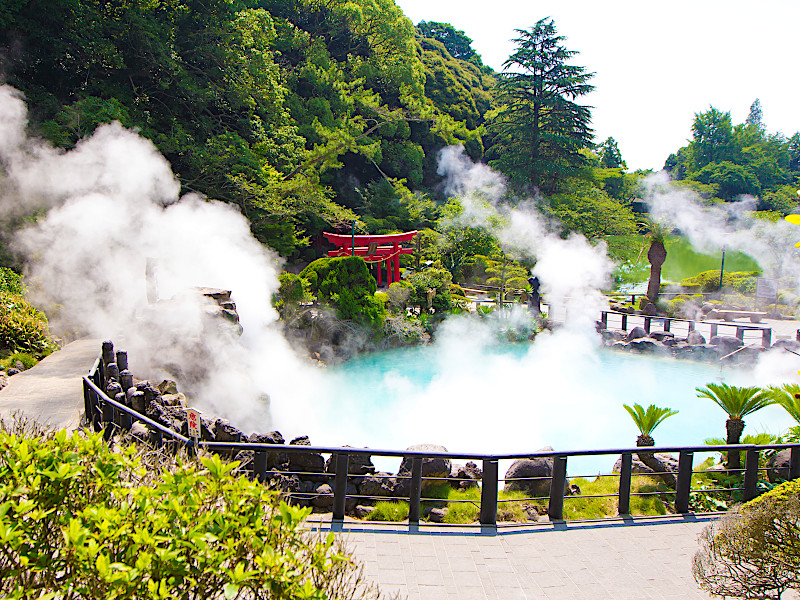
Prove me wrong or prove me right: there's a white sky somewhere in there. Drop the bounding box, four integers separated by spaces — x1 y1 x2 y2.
396 0 800 172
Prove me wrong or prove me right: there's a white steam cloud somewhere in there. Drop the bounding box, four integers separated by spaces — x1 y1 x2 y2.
437 145 613 331
0 85 324 432
643 172 800 281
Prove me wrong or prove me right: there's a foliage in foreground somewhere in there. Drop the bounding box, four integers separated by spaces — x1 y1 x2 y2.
0 291 57 358
693 479 800 599
0 419 389 600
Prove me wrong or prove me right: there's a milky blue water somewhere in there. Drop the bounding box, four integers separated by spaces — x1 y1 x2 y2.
321 337 795 476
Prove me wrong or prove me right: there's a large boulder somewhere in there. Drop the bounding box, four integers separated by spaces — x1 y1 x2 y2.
504 449 568 498
626 326 649 342
358 472 396 498
772 340 800 353
612 453 679 475
686 331 707 345
287 436 325 475
628 338 668 355
709 335 744 356
649 330 675 342
449 461 482 490
247 431 286 469
398 444 451 491
324 447 375 476
766 449 792 483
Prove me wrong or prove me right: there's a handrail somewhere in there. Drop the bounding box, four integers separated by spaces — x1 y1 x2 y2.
84 348 800 527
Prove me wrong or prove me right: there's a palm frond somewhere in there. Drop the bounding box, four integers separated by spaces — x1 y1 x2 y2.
623 403 678 437
696 383 774 419
767 384 800 424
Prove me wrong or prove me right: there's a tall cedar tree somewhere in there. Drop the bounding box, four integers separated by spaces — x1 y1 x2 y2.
487 18 594 194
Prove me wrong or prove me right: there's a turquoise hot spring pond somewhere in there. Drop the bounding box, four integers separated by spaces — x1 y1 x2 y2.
318 337 795 476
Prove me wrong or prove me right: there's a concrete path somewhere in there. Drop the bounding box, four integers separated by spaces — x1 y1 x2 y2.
0 339 100 431
314 516 722 600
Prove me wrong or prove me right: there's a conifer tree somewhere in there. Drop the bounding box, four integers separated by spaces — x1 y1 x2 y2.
487 18 594 193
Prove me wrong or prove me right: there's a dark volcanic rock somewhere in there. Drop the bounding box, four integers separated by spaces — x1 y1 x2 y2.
504 449 569 498
766 449 792 483
398 443 451 491
626 326 649 342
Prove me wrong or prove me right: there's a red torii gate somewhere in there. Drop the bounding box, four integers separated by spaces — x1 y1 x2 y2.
323 230 418 286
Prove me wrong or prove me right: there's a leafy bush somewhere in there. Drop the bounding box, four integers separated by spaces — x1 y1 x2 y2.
277 272 310 310
0 421 388 600
300 257 385 329
0 291 56 357
0 267 23 295
404 267 453 314
693 479 800 598
680 270 759 293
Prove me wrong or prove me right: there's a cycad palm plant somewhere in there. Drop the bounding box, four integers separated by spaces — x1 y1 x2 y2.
696 383 774 470
623 403 679 447
623 403 679 487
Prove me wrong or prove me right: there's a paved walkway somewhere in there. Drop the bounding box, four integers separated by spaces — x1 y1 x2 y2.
312 516 722 600
0 339 100 430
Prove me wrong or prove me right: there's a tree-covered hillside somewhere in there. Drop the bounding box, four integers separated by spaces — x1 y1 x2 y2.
1 3 642 264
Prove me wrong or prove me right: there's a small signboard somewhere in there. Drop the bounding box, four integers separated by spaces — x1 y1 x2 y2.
756 278 778 300
186 408 201 439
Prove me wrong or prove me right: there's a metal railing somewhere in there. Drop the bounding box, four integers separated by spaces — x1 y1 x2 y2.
83 355 800 526
600 310 773 347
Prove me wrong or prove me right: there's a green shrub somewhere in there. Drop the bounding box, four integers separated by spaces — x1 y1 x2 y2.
694 478 800 598
0 422 387 600
405 267 453 314
680 270 759 294
0 291 56 357
300 257 385 329
0 267 23 295
276 272 310 311
369 501 409 522
1 352 39 371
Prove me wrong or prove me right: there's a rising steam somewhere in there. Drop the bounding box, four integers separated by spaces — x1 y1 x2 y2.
643 172 800 281
0 85 323 430
3 86 798 459
437 145 613 331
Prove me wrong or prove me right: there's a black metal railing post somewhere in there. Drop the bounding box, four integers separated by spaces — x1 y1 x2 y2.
548 456 567 521
743 449 760 501
618 452 632 515
408 457 423 524
791 447 800 480
675 451 693 513
254 451 267 483
333 453 349 521
479 459 498 526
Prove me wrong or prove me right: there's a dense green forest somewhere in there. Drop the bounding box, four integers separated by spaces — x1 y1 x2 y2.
0 2 647 264
1 2 798 270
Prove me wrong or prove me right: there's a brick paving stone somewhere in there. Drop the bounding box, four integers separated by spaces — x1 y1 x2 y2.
325 515 722 600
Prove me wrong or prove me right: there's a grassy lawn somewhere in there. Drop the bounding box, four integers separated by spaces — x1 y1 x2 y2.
363 475 677 524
